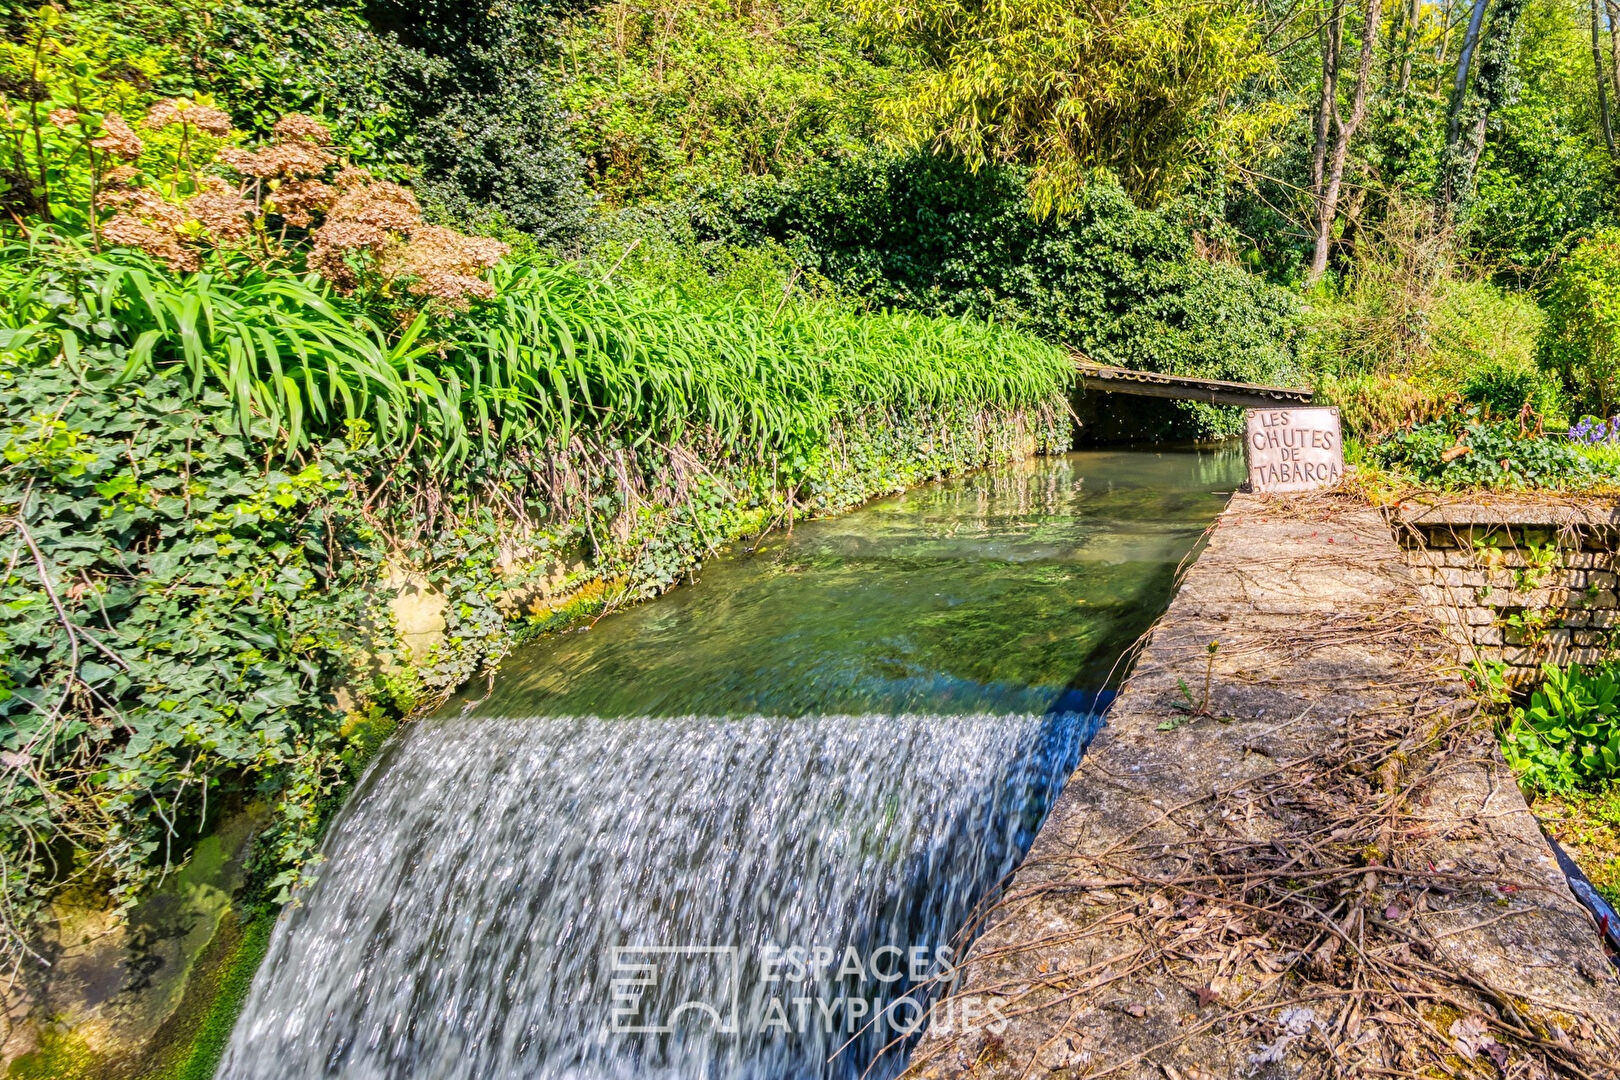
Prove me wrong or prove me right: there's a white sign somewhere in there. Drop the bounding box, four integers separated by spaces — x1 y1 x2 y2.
1244 406 1343 493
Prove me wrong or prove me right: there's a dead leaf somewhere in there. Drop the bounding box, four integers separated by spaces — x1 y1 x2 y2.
1449 1014 1492 1060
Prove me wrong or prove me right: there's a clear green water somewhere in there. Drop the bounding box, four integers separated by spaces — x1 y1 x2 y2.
469 446 1243 719
219 446 1242 1080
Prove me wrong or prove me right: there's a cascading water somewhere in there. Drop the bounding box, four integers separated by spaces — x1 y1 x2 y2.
218 447 1242 1080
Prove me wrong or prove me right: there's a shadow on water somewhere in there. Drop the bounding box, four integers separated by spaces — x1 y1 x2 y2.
216 446 1243 1080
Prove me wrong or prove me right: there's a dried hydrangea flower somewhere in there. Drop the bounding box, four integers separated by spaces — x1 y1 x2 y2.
187 178 253 243
48 108 78 130
266 178 334 228
102 214 199 272
307 178 424 284
220 140 334 179
383 225 510 306
98 187 196 271
143 98 234 137
271 114 330 145
142 99 182 130
186 105 233 138
331 166 371 191
89 113 143 160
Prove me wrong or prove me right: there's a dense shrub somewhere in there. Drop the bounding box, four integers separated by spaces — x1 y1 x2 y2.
1299 200 1558 438
551 0 896 205
186 0 592 237
0 327 395 928
1504 661 1620 793
705 154 1300 438
1539 228 1620 417
1365 417 1612 488
1461 357 1563 418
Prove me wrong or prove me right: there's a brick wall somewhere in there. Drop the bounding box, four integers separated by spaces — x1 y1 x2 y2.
1393 505 1620 685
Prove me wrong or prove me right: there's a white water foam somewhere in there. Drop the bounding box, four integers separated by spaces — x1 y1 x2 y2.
217 710 1095 1080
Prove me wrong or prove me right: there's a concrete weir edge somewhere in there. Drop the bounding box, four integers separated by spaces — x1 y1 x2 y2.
905 491 1620 1079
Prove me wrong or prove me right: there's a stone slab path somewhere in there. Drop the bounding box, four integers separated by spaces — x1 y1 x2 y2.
904 493 1620 1079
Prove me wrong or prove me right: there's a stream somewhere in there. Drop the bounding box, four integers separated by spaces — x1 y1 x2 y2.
216 446 1241 1080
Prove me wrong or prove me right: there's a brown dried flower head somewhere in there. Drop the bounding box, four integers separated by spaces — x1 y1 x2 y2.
306 177 506 299
143 98 234 138
271 114 331 145
97 187 195 272
382 225 510 306
187 178 252 243
265 178 334 228
48 108 78 131
307 178 423 284
89 113 143 160
220 140 334 179
331 166 372 192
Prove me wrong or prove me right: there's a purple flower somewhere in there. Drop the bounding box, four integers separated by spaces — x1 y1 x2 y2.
1570 416 1619 445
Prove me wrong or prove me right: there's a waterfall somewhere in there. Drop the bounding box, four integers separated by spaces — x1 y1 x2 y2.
217 709 1098 1080
217 448 1243 1080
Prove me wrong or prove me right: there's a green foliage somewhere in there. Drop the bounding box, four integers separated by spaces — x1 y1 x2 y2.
16 237 430 456
0 219 1074 961
1299 199 1557 438
1539 227 1620 416
26 231 1069 470
0 312 394 936
553 0 897 205
1366 416 1611 488
1461 356 1561 417
714 156 1299 437
182 0 592 236
1504 660 1620 792
0 1 214 226
848 0 1281 211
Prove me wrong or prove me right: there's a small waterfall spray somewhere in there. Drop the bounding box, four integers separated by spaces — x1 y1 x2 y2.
217 710 1097 1080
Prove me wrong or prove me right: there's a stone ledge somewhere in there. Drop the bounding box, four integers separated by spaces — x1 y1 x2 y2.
903 494 1620 1079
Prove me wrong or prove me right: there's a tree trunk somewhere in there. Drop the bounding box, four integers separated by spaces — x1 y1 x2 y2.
1310 0 1345 201
1437 0 1494 213
1445 0 1490 150
1594 0 1616 153
1608 0 1620 134
1310 0 1384 284
1442 0 1530 211
1397 0 1420 94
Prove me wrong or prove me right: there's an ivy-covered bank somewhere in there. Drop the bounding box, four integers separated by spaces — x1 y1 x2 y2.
0 9 1079 1071
0 223 1070 1077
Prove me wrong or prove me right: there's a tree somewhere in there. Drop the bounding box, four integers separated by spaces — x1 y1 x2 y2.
1440 0 1532 212
1445 0 1491 152
1309 0 1385 283
1591 0 1615 153
848 0 1279 213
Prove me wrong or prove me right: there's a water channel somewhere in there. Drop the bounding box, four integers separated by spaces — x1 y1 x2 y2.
217 446 1242 1080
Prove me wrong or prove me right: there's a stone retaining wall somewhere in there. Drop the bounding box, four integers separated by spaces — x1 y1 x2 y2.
1393 500 1620 684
